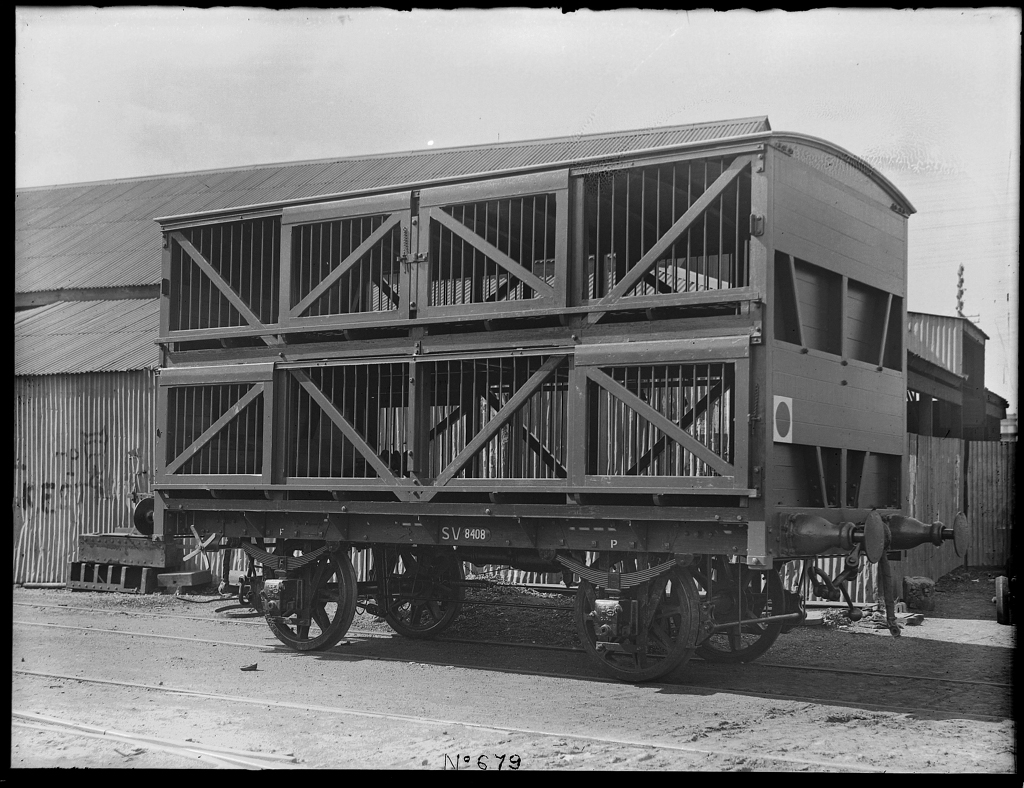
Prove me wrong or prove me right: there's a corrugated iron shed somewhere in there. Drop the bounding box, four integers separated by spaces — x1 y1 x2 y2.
16 116 770 293
14 369 157 584
907 312 988 378
14 299 160 376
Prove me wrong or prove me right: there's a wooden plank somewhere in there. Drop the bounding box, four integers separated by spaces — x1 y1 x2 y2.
786 254 806 347
588 156 753 324
429 208 556 297
772 347 904 454
584 286 762 313
778 155 903 232
567 359 588 487
419 169 568 207
165 384 264 475
575 334 749 366
581 476 754 494
281 191 410 226
839 275 848 360
159 362 275 386
157 570 213 588
77 535 183 569
429 356 567 489
877 292 893 367
552 188 569 307
587 367 733 477
289 370 402 488
289 212 402 318
774 199 904 296
815 446 830 506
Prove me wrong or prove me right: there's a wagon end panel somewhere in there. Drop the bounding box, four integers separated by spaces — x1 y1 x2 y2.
766 141 909 539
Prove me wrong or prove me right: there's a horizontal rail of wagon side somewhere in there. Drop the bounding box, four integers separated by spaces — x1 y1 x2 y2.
159 498 757 556
161 312 761 369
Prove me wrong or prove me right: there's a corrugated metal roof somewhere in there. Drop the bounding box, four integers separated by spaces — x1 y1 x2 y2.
907 312 988 377
16 116 770 293
14 300 160 376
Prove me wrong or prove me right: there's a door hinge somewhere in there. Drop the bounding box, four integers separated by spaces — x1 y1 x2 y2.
749 214 765 237
750 320 763 345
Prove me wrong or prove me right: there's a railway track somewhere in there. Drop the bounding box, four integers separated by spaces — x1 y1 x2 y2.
12 616 1010 723
10 667 898 772
13 601 1012 692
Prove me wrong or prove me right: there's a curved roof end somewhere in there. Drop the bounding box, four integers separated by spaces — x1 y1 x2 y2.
771 131 916 216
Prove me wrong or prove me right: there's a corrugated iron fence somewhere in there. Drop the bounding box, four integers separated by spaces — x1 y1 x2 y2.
14 371 157 584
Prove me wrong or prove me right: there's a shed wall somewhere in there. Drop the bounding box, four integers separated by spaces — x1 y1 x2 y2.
14 370 157 584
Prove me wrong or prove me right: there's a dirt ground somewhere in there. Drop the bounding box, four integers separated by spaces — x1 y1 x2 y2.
10 564 1017 771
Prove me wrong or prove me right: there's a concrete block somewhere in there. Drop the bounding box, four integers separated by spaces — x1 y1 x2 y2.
902 575 936 612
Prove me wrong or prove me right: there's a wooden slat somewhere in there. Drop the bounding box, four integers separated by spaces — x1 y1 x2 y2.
429 356 567 489
587 368 732 477
430 208 555 297
877 292 893 367
289 370 401 487
786 254 806 347
587 155 752 324
165 384 263 475
290 213 401 318
814 446 830 507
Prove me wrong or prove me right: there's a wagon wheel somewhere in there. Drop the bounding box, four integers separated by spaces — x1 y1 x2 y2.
694 557 785 664
575 560 700 683
265 542 358 652
374 547 464 639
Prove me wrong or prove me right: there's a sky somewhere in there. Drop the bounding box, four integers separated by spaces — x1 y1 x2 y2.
15 7 1020 412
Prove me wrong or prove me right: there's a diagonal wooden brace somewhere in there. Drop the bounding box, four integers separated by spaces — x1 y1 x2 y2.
290 213 402 318
431 209 555 298
588 155 752 324
165 383 263 475
422 356 567 495
171 231 279 346
289 369 402 488
588 368 733 477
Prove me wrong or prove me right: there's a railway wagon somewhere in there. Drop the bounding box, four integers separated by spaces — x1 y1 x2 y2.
148 120 965 681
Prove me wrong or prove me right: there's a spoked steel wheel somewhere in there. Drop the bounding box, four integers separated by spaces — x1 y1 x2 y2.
694 557 785 664
575 561 700 682
374 547 464 639
265 542 358 652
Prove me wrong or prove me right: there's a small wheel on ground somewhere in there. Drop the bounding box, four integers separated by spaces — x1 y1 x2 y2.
375 547 464 639
265 543 358 652
695 558 785 664
575 561 700 683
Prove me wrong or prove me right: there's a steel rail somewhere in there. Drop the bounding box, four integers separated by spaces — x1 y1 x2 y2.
13 603 1013 690
12 709 296 764
13 618 1013 700
11 720 253 769
12 668 896 772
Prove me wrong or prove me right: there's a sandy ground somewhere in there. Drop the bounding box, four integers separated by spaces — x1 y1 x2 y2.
10 565 1017 772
